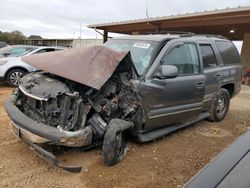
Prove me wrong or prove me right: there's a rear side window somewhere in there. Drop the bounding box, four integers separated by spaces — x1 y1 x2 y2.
199 44 218 69
215 41 241 65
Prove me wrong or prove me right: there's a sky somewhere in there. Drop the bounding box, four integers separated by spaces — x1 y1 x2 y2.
0 0 249 42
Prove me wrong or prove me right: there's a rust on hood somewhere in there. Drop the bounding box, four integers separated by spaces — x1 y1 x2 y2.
22 46 129 90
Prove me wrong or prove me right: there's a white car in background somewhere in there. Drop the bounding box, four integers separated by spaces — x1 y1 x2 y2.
0 45 65 86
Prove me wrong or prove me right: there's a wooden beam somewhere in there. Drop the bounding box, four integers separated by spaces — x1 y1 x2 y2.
103 30 108 43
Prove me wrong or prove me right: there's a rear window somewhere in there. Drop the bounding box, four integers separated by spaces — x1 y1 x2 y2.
215 41 241 65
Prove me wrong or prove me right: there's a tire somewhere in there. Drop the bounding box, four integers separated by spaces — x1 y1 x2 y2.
102 120 130 166
208 88 230 122
6 69 25 87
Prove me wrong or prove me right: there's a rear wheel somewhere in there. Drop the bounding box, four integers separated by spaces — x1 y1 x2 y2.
6 69 25 87
208 88 230 122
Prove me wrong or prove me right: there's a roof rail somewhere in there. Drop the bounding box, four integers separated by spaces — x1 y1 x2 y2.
143 31 195 35
180 33 226 39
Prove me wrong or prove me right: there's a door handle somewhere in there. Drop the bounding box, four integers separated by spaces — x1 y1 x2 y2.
195 82 205 89
215 73 221 79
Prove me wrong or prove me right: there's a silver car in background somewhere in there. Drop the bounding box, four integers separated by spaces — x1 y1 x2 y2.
0 45 65 86
0 42 8 48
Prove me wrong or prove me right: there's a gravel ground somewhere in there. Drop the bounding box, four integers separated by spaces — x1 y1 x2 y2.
0 84 249 188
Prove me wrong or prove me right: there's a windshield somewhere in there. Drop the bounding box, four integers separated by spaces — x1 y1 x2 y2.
104 39 157 75
0 46 37 58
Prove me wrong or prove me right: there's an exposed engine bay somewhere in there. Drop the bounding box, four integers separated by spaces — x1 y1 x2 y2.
16 70 141 143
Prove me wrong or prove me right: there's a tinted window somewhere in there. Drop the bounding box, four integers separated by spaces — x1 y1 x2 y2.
215 41 241 64
162 43 199 75
35 48 56 54
200 44 218 69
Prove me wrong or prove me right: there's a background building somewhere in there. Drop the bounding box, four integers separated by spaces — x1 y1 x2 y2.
23 38 102 48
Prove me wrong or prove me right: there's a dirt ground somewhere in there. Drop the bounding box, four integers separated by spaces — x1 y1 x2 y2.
0 84 250 188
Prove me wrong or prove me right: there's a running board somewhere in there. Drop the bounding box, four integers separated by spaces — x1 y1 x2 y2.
137 112 209 143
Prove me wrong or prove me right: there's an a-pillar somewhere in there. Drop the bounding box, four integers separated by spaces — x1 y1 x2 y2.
241 33 250 72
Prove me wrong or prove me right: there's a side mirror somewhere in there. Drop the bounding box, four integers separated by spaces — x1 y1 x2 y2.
155 65 178 79
3 52 10 57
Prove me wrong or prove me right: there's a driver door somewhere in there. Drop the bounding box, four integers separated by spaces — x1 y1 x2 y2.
139 41 205 131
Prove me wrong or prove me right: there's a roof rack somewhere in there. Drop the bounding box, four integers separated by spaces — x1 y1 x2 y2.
144 31 195 35
180 33 226 39
143 31 226 39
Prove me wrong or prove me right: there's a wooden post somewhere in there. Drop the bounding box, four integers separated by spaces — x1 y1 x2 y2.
103 30 108 43
241 33 250 72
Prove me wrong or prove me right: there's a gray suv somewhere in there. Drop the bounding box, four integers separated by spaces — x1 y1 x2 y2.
5 34 242 172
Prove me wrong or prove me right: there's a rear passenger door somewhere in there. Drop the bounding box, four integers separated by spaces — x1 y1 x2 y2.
198 42 222 109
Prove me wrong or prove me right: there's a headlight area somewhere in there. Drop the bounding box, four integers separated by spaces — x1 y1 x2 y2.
0 60 7 66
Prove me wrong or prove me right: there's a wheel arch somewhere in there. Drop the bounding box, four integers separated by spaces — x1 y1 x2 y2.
4 67 29 80
221 83 235 98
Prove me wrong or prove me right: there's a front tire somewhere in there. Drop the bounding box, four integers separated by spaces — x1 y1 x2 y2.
208 88 230 122
102 126 128 166
6 69 25 87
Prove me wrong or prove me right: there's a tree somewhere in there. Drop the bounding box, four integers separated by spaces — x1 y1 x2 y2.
0 31 8 43
0 30 26 45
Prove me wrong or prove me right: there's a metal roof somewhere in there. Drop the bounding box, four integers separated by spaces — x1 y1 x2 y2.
88 6 249 28
88 6 250 40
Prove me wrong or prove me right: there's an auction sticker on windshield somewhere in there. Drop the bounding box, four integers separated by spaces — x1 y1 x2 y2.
133 42 151 49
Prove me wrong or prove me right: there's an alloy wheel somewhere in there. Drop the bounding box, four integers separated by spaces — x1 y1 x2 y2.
9 71 23 86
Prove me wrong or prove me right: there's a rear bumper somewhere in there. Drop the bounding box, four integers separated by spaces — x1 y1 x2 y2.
5 92 92 147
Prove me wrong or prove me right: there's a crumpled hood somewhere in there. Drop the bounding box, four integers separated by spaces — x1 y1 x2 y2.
22 46 129 90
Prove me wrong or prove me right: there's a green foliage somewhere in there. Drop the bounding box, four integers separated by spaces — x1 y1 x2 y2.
0 30 27 45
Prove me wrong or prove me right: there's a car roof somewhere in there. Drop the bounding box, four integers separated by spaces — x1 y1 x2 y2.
35 46 65 49
112 34 229 42
112 34 180 42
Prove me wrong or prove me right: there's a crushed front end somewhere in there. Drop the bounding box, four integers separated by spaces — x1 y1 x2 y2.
5 46 142 172
5 70 140 171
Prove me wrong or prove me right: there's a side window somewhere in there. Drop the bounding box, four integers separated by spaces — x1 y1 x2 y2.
35 48 55 54
215 41 241 65
162 43 199 75
199 44 218 69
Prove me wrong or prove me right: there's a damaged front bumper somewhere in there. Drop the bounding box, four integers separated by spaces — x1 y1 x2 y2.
14 126 82 173
5 94 92 147
4 93 94 172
